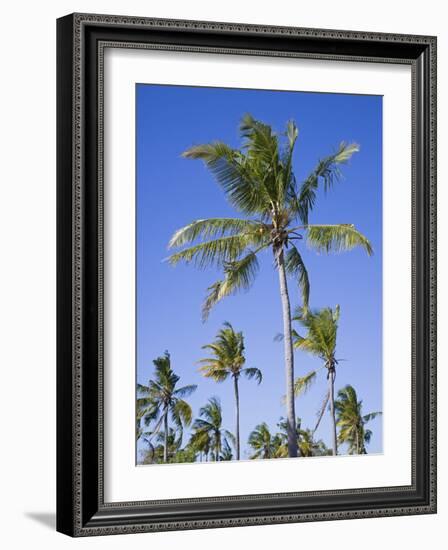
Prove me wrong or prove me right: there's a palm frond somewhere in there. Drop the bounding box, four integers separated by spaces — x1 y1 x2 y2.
167 234 251 269
201 249 263 320
197 364 230 382
173 384 198 398
293 370 317 396
293 142 359 224
172 399 193 427
284 244 310 311
242 367 262 384
306 224 373 256
168 218 263 248
183 140 272 214
223 430 236 447
293 334 322 356
136 383 149 394
363 411 382 422
239 114 279 171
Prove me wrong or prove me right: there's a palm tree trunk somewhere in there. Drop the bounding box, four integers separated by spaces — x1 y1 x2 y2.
356 428 360 455
328 370 338 456
163 408 169 463
276 247 298 458
233 375 240 460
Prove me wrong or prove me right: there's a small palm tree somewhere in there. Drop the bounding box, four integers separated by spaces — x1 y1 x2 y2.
137 352 197 463
189 426 212 462
220 439 234 461
172 444 198 464
297 429 331 457
168 115 372 457
192 397 235 462
248 422 282 459
198 322 262 460
293 306 341 455
141 427 182 464
335 385 382 454
276 417 330 457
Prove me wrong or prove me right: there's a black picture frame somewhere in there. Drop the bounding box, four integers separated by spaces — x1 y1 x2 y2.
57 13 437 537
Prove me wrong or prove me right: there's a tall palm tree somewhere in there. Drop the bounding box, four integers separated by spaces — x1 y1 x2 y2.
293 306 341 455
335 385 382 454
248 423 283 459
198 321 262 460
192 397 235 462
168 114 372 457
137 352 197 463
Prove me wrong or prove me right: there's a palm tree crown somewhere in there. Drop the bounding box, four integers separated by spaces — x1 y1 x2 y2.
335 385 382 454
199 322 261 384
169 115 371 317
168 115 372 457
199 321 262 459
137 352 197 462
248 422 282 459
192 397 235 462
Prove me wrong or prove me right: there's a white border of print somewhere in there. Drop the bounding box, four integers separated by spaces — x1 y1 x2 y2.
103 48 412 503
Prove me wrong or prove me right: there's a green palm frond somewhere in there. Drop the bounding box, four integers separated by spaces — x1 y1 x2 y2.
293 307 339 359
183 141 272 215
242 367 262 384
168 218 263 248
167 234 252 269
239 114 284 205
363 411 382 422
223 430 236 447
192 418 213 432
197 363 230 382
173 384 198 399
293 370 317 396
306 224 373 256
136 396 152 409
201 249 263 320
172 398 193 427
284 244 310 311
198 397 222 425
294 142 359 224
293 334 323 356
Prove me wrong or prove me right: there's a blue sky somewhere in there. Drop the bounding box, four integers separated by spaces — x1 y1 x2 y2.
136 84 383 461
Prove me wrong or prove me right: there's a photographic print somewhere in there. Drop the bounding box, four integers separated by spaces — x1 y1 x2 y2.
136 84 383 465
